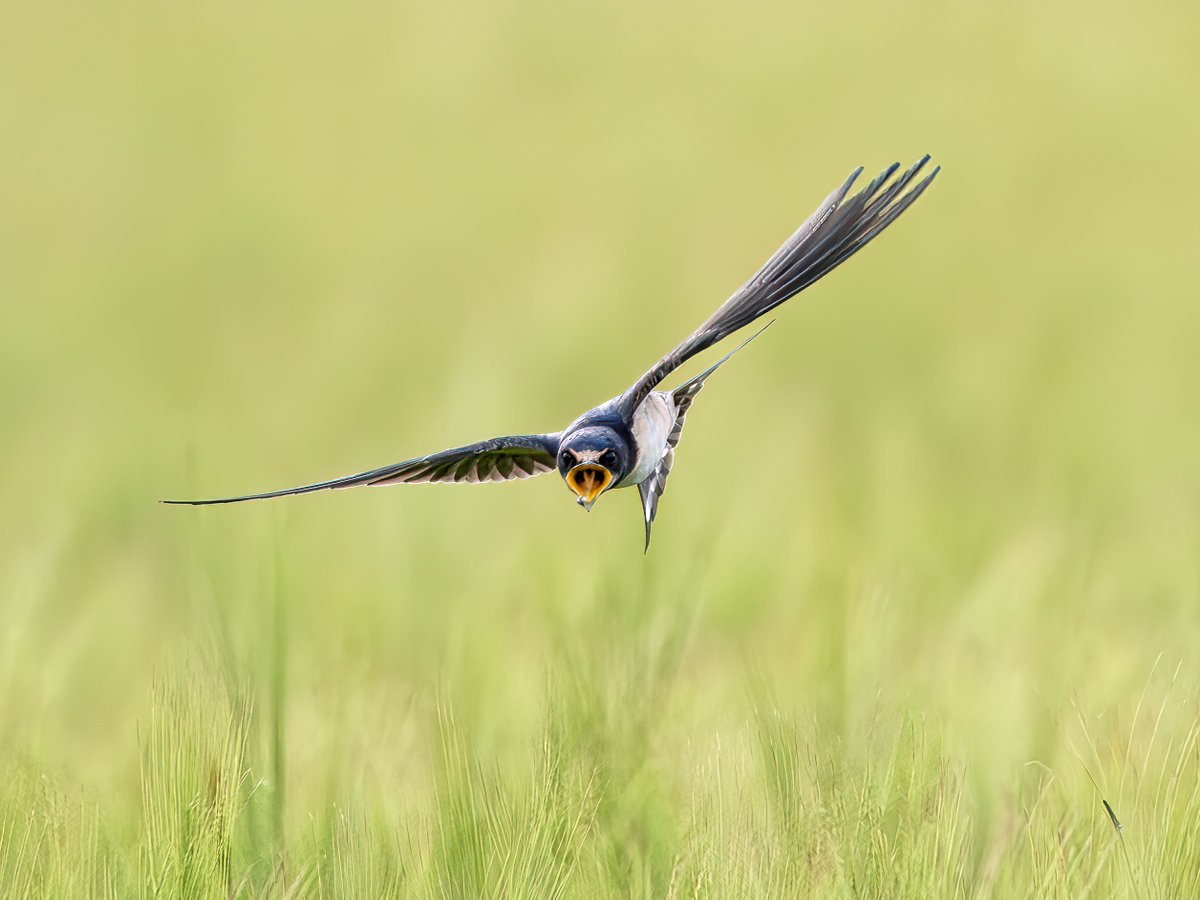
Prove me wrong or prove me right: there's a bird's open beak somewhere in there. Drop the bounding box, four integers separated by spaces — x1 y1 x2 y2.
566 464 612 511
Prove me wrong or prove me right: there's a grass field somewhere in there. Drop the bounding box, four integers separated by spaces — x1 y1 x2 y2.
2 0 1199 896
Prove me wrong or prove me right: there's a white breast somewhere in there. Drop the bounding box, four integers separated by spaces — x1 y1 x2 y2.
622 391 676 487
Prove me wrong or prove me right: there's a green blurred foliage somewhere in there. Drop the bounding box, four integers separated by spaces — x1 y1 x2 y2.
1 0 1198 895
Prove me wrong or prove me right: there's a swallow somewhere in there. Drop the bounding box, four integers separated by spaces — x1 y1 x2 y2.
165 156 939 550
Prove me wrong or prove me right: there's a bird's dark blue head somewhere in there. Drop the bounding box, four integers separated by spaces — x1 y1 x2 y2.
557 426 631 510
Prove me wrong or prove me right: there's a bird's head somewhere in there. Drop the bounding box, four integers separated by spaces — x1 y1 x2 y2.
557 427 630 511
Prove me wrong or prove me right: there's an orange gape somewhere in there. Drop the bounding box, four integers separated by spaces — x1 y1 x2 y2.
566 464 612 504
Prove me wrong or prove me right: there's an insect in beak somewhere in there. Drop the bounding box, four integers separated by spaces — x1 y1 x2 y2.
566 463 612 511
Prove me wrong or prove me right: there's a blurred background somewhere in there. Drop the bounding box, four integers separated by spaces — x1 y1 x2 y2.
2 0 1198 895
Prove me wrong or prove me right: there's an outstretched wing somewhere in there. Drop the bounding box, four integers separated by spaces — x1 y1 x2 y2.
162 433 561 505
619 156 939 418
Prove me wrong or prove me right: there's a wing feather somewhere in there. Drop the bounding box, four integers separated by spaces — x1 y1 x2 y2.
162 433 561 505
619 156 938 417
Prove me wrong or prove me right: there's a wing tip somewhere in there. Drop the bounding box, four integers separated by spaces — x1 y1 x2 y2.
160 496 248 506
905 161 941 201
908 155 939 185
159 490 301 505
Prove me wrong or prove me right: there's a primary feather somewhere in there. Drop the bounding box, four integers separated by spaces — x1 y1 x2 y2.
619 156 938 417
161 434 560 505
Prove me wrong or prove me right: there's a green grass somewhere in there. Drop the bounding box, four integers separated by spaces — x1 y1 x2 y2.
2 0 1200 896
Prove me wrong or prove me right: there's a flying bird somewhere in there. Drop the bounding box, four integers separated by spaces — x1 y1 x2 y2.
165 156 939 549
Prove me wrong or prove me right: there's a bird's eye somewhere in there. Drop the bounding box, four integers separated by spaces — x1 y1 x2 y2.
600 449 617 469
560 452 572 467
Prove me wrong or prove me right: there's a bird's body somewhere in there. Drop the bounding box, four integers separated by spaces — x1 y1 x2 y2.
622 392 676 488
166 157 940 550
